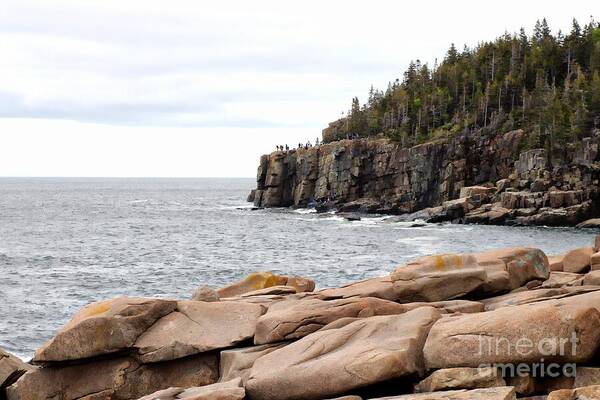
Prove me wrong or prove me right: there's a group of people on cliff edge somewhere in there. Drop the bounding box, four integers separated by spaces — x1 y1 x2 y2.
276 138 320 153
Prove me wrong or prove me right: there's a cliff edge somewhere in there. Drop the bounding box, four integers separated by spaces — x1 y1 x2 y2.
248 130 600 226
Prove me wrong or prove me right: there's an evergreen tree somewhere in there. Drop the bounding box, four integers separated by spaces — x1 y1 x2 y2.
330 18 600 147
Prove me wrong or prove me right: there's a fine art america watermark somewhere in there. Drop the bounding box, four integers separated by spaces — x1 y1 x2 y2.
476 332 580 378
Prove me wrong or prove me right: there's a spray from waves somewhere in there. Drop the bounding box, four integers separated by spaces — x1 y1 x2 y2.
294 208 317 214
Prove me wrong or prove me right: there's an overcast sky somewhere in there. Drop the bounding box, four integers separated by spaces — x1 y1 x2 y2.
0 0 596 177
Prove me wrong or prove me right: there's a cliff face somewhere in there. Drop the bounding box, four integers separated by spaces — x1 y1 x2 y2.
249 130 600 226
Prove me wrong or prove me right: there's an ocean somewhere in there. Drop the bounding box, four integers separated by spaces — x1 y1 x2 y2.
0 177 596 359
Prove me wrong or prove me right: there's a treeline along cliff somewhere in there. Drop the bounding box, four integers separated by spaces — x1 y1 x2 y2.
249 19 600 227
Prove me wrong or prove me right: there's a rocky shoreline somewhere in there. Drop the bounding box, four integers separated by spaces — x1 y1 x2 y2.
5 242 600 398
248 131 600 227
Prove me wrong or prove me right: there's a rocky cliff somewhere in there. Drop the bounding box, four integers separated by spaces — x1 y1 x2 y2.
249 130 600 226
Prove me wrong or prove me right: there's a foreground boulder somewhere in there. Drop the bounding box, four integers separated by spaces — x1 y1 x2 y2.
34 297 177 363
0 348 34 389
561 247 594 273
391 254 486 302
481 286 600 311
253 297 410 344
318 276 398 301
246 307 442 400
191 286 220 302
573 367 600 388
217 272 315 298
7 353 218 400
219 344 286 384
471 247 549 295
424 301 600 368
136 378 244 400
541 272 583 288
390 248 549 303
370 386 516 399
135 300 264 363
547 384 600 399
414 367 506 393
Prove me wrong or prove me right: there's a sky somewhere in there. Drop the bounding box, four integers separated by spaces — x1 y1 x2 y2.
0 1 596 177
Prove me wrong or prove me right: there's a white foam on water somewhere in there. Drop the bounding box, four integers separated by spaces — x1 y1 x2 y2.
294 208 317 214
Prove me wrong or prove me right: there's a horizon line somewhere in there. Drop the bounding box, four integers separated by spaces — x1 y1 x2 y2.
0 176 256 179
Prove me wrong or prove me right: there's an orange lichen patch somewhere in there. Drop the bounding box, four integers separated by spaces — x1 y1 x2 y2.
238 272 287 290
433 254 464 270
68 300 114 326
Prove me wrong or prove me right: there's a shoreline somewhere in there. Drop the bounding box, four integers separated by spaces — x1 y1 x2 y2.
4 241 600 398
249 134 600 228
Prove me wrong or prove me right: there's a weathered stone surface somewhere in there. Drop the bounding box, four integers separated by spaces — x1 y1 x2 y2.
0 348 34 388
460 186 494 199
482 286 600 311
136 378 244 400
7 353 218 400
414 367 506 393
573 367 600 388
472 248 550 295
318 276 398 301
286 276 316 292
135 300 264 363
583 270 600 285
219 344 285 384
464 204 513 225
547 385 600 400
34 297 177 363
590 251 600 270
403 300 484 314
246 307 442 400
251 130 529 218
548 256 564 272
541 272 583 288
562 247 594 273
251 130 600 228
254 297 409 344
191 286 219 302
391 254 487 302
370 387 516 400
423 301 600 368
217 272 314 298
576 218 600 228
595 235 600 252
237 285 297 297
505 375 536 396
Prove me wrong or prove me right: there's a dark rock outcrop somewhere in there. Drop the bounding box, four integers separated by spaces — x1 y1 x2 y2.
250 131 600 226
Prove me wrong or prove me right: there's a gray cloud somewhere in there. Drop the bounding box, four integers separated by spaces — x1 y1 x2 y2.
0 0 596 129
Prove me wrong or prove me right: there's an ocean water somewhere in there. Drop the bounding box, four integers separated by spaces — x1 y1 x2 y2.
0 177 597 359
